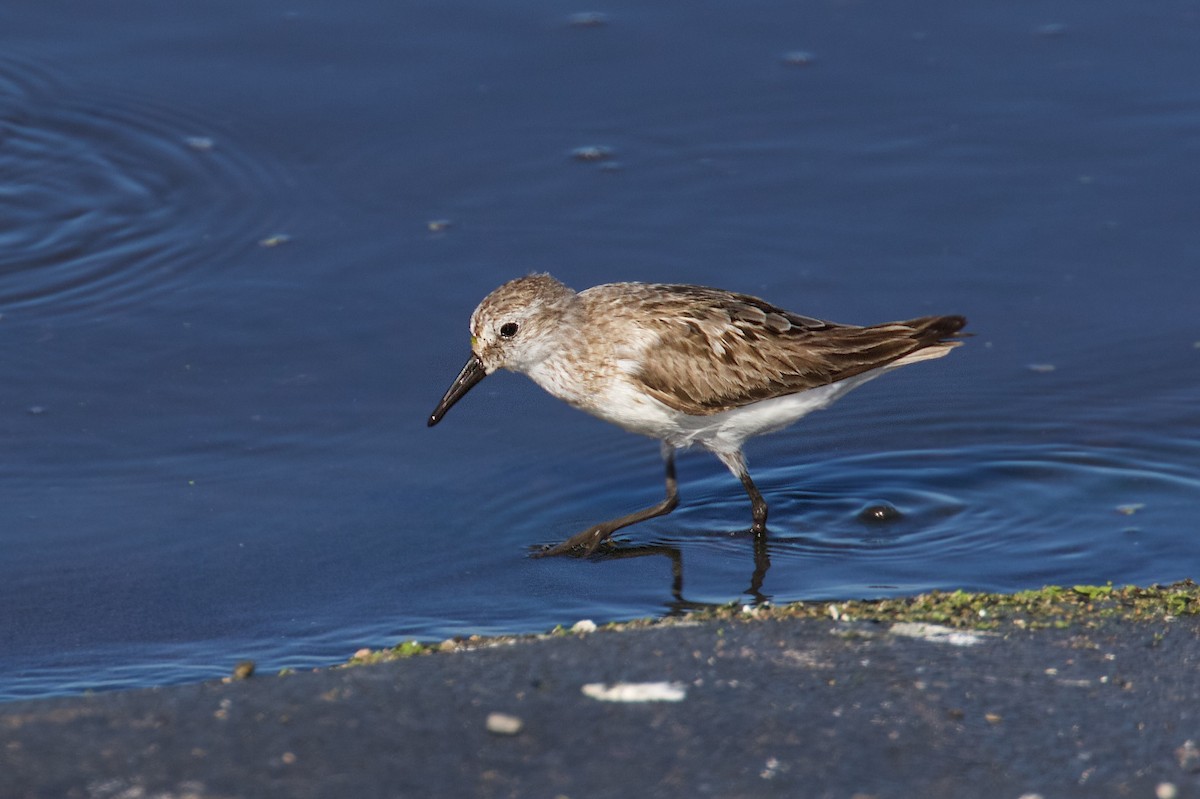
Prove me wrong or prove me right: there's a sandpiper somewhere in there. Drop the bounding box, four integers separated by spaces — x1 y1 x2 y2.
429 274 966 556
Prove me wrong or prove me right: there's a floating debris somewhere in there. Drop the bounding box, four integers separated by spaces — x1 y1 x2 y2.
567 11 609 28
485 712 524 735
1033 23 1067 38
570 145 615 162
27 405 46 416
184 136 215 151
781 50 816 67
1116 503 1145 516
1027 363 1056 374
581 681 687 703
232 660 255 680
258 233 291 248
427 219 452 233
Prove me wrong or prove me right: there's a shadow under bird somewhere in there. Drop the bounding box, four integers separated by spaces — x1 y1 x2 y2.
428 274 966 557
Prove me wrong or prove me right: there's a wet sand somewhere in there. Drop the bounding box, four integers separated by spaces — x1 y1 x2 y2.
3 587 1199 798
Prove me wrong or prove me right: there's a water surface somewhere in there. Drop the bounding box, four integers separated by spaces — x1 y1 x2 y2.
2 0 1198 699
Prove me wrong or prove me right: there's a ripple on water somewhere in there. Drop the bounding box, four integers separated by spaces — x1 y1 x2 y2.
484 440 1200 596
0 56 288 321
686 442 1200 592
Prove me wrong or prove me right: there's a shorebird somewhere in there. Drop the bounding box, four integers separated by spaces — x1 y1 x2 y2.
428 274 966 556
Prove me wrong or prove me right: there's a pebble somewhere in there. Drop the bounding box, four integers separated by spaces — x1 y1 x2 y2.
485 712 524 735
1176 739 1200 771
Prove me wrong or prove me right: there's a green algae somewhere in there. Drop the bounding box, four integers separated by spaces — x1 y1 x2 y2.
691 579 1200 631
340 580 1199 667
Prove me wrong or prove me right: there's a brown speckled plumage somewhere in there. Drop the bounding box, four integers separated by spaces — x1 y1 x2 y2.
574 282 964 415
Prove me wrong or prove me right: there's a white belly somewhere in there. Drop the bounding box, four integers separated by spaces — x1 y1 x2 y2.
572 368 887 455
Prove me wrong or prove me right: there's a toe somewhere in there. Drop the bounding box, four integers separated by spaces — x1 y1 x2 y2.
534 526 612 558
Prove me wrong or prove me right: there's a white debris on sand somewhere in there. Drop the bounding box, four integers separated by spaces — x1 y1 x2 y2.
581 681 687 703
889 622 995 647
485 712 524 736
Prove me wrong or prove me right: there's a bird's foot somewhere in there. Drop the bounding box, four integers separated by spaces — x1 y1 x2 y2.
531 524 614 558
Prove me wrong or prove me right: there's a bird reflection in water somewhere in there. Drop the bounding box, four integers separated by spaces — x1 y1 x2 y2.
532 532 773 612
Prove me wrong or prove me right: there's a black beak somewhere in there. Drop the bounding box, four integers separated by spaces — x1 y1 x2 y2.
428 354 488 426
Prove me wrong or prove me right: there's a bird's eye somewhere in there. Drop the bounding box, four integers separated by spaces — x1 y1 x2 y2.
499 322 519 339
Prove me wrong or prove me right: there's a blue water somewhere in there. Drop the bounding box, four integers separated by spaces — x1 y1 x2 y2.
2 0 1198 700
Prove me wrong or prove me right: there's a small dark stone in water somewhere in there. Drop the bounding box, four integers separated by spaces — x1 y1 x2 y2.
858 503 902 523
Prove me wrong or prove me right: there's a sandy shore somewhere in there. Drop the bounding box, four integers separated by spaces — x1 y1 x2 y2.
3 584 1199 798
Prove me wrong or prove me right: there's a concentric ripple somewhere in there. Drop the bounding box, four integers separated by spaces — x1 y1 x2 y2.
483 438 1200 600
668 442 1200 595
0 56 288 320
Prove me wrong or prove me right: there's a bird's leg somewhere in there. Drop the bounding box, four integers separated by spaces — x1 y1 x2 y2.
536 443 679 557
713 449 769 533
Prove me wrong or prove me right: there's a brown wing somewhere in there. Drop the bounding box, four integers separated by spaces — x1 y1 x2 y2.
605 284 965 416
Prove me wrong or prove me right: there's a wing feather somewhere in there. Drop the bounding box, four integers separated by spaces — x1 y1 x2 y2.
581 284 965 416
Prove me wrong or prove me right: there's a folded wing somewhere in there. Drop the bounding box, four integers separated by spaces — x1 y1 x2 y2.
623 285 965 416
